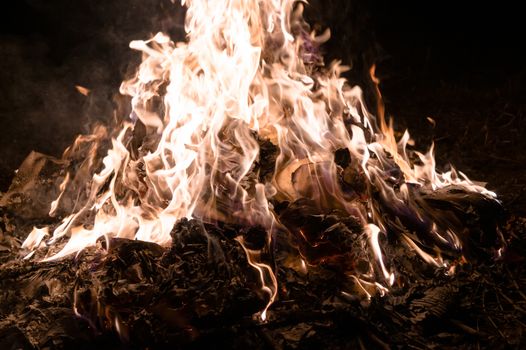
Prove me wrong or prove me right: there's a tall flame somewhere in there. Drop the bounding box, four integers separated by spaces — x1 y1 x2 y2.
23 0 497 318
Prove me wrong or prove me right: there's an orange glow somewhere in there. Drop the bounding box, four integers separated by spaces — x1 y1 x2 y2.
22 0 497 319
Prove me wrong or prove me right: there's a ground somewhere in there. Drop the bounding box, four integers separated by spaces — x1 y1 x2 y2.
0 1 524 349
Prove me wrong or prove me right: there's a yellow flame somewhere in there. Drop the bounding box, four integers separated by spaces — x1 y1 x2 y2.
24 0 498 318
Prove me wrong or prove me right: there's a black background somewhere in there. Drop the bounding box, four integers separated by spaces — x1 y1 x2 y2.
0 0 524 208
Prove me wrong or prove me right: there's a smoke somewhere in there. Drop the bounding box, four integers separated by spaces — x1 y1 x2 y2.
302 0 383 122
0 0 186 191
0 0 387 192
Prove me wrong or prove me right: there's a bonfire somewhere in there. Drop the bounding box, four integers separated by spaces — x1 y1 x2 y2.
1 1 522 349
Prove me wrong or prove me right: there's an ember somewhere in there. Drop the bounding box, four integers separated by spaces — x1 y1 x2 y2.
1 0 524 348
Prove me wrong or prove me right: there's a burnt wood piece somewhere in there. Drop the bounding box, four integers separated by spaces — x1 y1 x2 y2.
0 216 525 349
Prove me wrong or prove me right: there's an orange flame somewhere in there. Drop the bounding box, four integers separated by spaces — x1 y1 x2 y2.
22 0 497 319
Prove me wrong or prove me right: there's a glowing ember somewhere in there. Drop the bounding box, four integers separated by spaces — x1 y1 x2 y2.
21 0 498 319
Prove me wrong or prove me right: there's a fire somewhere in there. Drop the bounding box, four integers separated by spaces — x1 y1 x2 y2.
21 0 497 320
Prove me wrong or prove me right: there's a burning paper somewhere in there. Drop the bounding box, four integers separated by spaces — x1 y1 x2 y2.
17 0 499 319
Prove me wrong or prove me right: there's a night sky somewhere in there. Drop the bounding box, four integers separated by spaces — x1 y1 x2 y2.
0 0 524 193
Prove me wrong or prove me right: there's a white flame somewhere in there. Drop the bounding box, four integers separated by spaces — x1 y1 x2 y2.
24 0 498 317
21 227 49 257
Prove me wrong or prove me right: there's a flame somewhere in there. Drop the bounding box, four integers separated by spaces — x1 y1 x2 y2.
75 85 91 96
23 0 498 319
21 227 49 259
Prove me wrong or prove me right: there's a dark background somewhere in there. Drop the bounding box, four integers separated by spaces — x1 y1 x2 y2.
0 0 524 210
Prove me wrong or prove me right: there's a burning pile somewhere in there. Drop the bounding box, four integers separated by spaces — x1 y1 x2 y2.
2 0 503 333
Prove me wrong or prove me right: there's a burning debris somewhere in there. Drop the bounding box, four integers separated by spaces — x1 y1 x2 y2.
0 0 523 348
